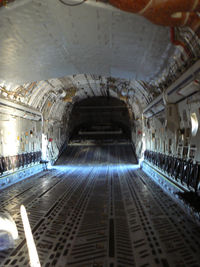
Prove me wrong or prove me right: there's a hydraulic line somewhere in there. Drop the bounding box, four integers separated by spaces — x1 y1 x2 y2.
58 0 87 7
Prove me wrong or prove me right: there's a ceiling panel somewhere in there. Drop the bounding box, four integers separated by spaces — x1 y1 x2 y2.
0 0 175 84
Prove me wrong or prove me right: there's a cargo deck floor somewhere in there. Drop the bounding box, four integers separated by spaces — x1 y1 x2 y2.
0 145 200 267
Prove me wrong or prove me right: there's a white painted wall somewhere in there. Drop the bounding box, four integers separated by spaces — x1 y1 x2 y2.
0 115 42 157
143 91 200 162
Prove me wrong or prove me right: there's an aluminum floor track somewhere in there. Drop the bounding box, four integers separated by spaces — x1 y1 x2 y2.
0 145 200 267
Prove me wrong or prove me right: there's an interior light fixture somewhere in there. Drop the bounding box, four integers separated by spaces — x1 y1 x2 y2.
191 112 199 136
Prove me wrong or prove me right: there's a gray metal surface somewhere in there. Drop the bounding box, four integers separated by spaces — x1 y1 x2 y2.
0 145 200 266
0 0 175 84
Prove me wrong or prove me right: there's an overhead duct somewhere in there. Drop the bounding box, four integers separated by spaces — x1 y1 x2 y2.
177 80 200 97
0 97 42 121
143 60 200 118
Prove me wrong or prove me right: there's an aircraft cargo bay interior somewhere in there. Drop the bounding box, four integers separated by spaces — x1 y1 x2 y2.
0 0 200 266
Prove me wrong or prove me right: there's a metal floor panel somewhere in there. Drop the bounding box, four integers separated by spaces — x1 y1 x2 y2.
0 145 200 267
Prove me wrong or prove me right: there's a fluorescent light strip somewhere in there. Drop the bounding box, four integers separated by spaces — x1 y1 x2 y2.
20 205 41 267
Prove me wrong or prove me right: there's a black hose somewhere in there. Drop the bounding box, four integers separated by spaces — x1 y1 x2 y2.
58 0 87 7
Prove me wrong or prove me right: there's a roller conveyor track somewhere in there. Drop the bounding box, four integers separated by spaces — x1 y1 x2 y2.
0 144 200 267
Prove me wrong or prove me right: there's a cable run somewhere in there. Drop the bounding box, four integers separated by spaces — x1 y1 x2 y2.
58 0 87 7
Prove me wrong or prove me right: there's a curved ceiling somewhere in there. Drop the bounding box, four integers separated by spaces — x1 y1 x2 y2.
0 74 150 121
0 0 175 84
1 0 199 130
